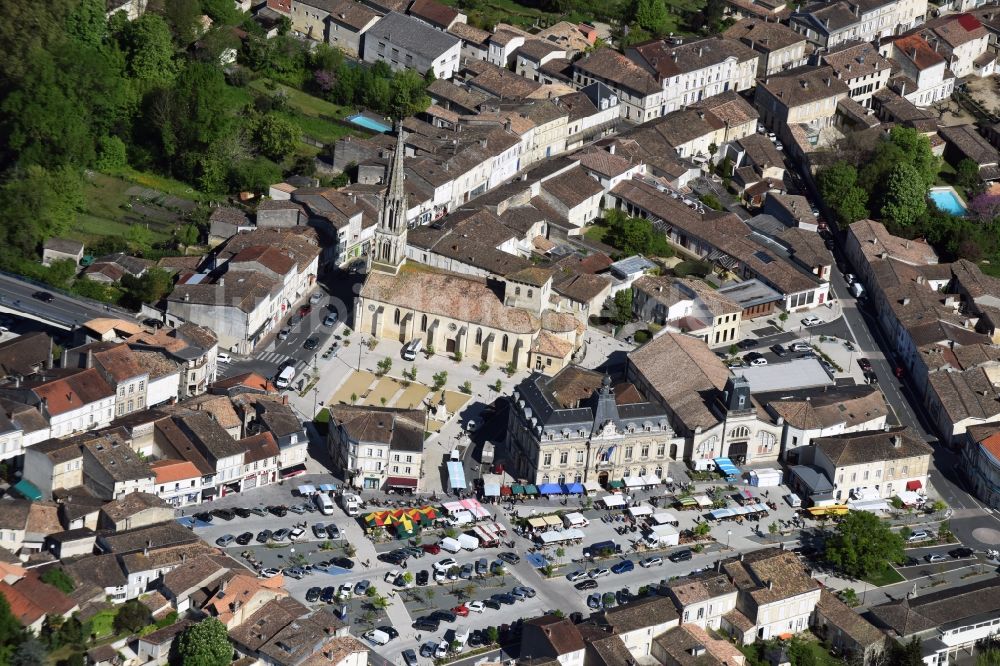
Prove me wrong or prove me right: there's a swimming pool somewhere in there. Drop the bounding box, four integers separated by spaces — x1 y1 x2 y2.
928 187 968 216
347 113 392 133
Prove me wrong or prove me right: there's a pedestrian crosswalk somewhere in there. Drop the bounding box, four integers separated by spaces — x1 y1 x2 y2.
255 351 300 366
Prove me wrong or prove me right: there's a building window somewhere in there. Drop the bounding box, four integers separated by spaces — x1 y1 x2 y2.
544 453 552 466
502 335 509 352
625 446 633 460
560 452 568 464
394 309 401 324
515 287 521 296
475 328 483 345
577 451 584 463
657 444 665 456
641 445 649 458
421 314 428 332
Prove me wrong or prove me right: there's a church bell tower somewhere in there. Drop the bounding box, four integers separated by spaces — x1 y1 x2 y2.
370 123 408 274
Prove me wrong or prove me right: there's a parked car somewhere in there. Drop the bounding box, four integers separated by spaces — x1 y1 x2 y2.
321 586 336 604
432 610 457 623
272 528 291 542
736 339 759 350
268 505 288 517
588 567 611 578
312 523 327 538
261 568 281 578
770 344 786 357
433 558 458 572
475 558 488 575
452 604 469 617
420 642 436 658
304 337 319 350
354 580 371 595
467 600 485 613
299 304 312 317
331 557 355 569
587 593 602 609
277 327 291 341
421 543 441 555
668 549 693 562
575 579 599 590
325 524 342 540
492 593 516 606
640 556 663 568
483 599 502 611
949 547 974 558
412 617 439 632
498 552 520 565
566 570 588 582
611 560 634 574
402 649 418 666
908 530 930 542
415 570 429 586
306 587 321 603
212 508 235 521
858 358 873 372
337 583 352 600
235 532 253 546
32 291 54 303
749 356 768 367
310 292 324 304
791 342 812 353
232 507 251 518
255 529 272 543
215 534 235 547
801 316 822 327
925 553 947 563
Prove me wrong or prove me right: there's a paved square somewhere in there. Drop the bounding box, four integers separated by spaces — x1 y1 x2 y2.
365 376 404 406
331 371 376 404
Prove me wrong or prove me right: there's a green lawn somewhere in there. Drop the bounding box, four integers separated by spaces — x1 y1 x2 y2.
89 609 118 638
248 79 352 119
863 565 905 587
74 172 193 246
278 110 358 144
979 261 1000 277
584 223 609 244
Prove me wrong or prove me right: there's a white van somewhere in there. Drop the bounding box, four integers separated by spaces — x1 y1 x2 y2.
275 365 296 389
453 628 469 652
364 629 390 646
315 493 335 515
401 338 422 361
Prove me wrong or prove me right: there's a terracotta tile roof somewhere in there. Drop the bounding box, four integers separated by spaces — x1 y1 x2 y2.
817 588 885 648
150 459 202 484
724 17 805 50
328 405 425 450
576 148 637 178
161 554 228 599
598 596 678 633
241 431 280 464
300 637 368 666
759 65 849 105
28 368 115 416
893 34 946 70
229 245 298 276
654 624 746 666
524 615 585 656
815 426 931 466
407 0 460 28
629 36 758 80
530 331 574 359
0 574 77 626
327 0 379 30
206 573 288 626
361 266 541 333
574 48 662 96
667 570 737 604
540 167 604 209
870 577 1000 637
763 384 887 430
100 492 169 523
447 21 489 44
64 553 126 590
92 344 146 383
210 372 278 394
722 548 819 605
120 543 217 575
628 332 729 431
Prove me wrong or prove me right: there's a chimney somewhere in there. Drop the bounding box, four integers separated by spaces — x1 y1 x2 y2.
698 46 704 58
144 538 152 556
853 2 859 15
609 143 616 155
504 118 512 132
218 277 224 286
825 77 831 87
184 293 190 302
802 80 809 89
892 434 902 448
767 580 774 590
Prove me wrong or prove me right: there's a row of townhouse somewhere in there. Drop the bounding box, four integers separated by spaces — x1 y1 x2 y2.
0 322 219 463
12 372 306 517
515 547 888 666
165 228 321 354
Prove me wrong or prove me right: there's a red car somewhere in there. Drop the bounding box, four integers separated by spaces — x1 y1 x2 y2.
299 304 312 317
421 543 441 555
452 605 469 617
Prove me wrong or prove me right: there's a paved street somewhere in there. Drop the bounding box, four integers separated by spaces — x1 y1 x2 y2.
0 272 135 327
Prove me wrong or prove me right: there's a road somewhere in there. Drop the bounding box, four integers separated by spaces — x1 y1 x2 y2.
0 272 136 327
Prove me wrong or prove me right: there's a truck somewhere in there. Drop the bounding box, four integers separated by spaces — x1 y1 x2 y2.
850 281 864 298
315 493 335 515
583 540 621 559
275 365 296 389
339 493 362 517
457 533 479 551
439 537 462 553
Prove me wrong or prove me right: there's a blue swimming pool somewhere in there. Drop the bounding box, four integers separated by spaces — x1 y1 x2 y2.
347 113 392 133
929 187 968 216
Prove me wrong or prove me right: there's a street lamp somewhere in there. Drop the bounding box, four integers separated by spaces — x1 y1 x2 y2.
727 529 732 550
358 337 365 372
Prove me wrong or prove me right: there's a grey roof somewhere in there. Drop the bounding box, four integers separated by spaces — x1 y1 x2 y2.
789 464 834 494
717 279 784 308
367 12 460 59
735 358 833 392
609 255 656 279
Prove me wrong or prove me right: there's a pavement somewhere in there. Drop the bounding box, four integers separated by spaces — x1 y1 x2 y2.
0 272 136 327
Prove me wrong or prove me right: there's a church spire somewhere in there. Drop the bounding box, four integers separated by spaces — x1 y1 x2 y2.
370 122 408 274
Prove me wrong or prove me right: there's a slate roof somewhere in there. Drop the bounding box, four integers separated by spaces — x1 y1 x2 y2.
869 577 1000 637
367 12 460 58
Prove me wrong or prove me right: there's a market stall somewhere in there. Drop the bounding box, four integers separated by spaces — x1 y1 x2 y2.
600 494 627 509
749 468 783 487
537 528 585 545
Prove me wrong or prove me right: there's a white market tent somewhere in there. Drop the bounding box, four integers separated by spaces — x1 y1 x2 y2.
749 468 783 487
650 511 678 525
582 481 602 495
629 504 654 518
538 528 586 544
647 524 680 546
600 494 627 508
624 476 644 488
848 498 890 513
692 494 713 508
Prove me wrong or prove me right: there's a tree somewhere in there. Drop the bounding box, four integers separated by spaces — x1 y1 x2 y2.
889 637 924 666
956 158 983 196
823 510 904 579
113 599 151 635
485 626 499 645
817 162 869 225
432 371 448 390
255 112 299 161
388 69 430 119
635 0 670 34
228 157 281 194
66 0 108 47
0 165 84 257
880 163 927 228
0 593 23 664
119 14 177 90
613 289 633 325
120 268 174 309
838 588 860 607
96 135 128 171
161 0 203 45
603 209 672 257
11 637 46 666
173 617 232 666
40 568 75 594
